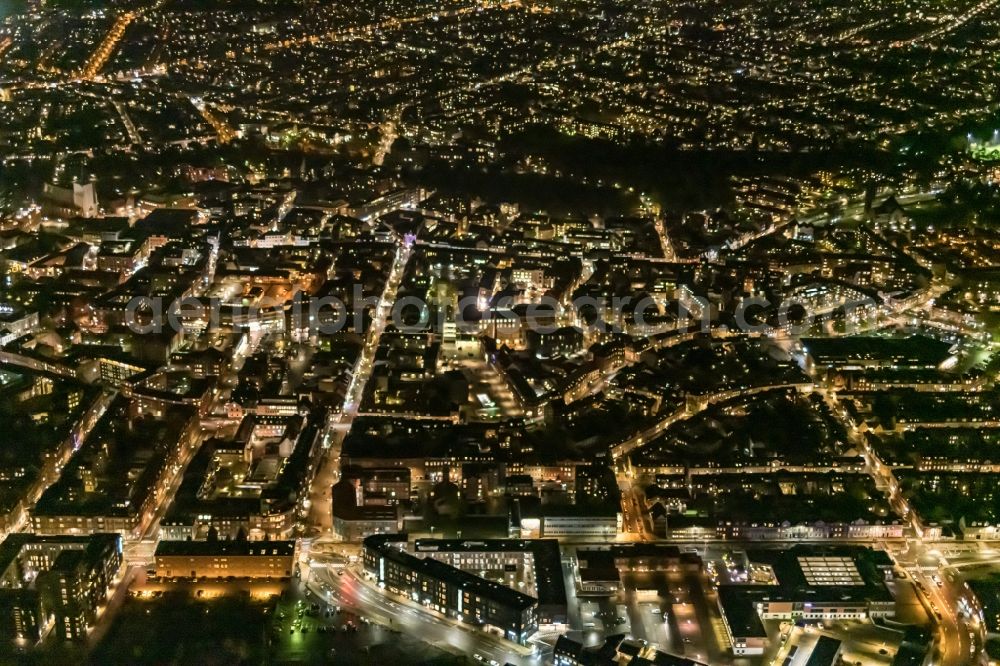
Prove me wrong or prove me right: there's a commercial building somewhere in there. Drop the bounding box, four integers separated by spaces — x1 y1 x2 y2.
363 534 538 644
0 533 122 642
153 539 297 579
575 543 704 596
718 587 769 656
611 543 703 573
342 466 412 506
716 520 905 541
575 552 621 595
331 504 401 541
717 546 896 656
519 513 621 538
330 478 402 541
349 188 424 222
553 634 707 666
806 636 843 666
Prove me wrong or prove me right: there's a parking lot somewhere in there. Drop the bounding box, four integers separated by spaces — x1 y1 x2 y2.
570 567 728 663
770 621 900 666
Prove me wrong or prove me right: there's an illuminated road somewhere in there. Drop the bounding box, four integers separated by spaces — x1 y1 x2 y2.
304 420 351 534
134 413 215 541
304 563 546 665
111 98 142 145
823 378 980 665
342 239 413 417
618 483 653 540
894 0 1000 46
0 389 116 540
79 11 135 79
893 542 977 666
372 104 405 166
191 97 238 144
306 234 414 534
612 382 811 459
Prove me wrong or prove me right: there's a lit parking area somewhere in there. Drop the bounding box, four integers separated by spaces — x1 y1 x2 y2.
770 621 899 666
131 576 286 602
620 571 721 662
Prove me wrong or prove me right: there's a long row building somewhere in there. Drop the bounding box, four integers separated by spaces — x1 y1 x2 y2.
362 534 574 644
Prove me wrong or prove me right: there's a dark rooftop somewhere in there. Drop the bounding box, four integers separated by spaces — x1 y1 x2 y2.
154 540 296 557
412 538 567 607
805 635 842 666
802 335 951 367
388 546 534 610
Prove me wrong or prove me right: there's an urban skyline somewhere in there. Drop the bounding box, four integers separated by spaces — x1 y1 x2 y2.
1 0 1000 664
